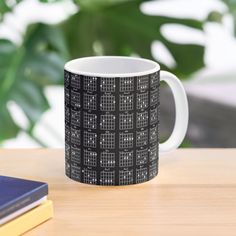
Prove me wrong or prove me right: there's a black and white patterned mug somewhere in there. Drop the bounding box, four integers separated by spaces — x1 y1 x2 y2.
64 56 188 186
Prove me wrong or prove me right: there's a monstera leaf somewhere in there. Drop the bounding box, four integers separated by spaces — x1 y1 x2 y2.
62 0 204 78
0 0 206 145
0 24 68 143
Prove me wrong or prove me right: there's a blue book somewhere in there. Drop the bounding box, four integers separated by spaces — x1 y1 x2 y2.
0 176 48 221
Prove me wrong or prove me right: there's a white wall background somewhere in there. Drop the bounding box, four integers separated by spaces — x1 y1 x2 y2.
1 0 236 147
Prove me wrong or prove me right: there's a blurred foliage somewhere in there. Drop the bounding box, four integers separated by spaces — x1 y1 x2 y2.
207 11 224 23
0 1 21 17
63 0 204 77
0 0 206 145
222 0 236 35
0 25 68 144
207 0 236 35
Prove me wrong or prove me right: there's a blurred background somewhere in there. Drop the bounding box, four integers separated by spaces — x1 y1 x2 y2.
0 0 235 148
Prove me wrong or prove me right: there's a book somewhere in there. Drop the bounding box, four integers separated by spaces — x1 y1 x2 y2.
0 175 48 221
0 200 53 236
0 196 47 225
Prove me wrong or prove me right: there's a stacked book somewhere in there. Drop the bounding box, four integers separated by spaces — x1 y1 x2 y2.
0 176 53 236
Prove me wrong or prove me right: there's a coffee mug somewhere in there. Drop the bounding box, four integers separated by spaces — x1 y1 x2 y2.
64 56 188 186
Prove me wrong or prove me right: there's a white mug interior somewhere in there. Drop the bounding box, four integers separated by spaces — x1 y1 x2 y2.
64 56 160 77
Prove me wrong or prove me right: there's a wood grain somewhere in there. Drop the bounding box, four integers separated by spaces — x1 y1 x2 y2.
0 149 236 236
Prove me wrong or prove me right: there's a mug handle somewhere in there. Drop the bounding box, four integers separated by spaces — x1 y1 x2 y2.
159 71 189 153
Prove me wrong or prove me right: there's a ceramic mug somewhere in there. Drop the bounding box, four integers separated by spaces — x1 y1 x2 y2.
64 56 188 185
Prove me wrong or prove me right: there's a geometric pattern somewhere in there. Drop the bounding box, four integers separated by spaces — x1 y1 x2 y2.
65 70 160 185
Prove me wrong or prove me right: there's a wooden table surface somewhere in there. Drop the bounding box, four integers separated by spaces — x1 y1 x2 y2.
0 149 236 236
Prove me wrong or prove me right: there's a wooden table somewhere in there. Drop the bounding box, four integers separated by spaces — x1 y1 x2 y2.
1 149 236 236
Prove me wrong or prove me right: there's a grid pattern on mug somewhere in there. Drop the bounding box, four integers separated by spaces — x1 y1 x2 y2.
83 112 97 129
100 133 115 149
136 148 148 165
119 133 133 149
100 94 115 111
83 169 97 184
120 77 134 92
71 166 81 181
150 89 158 106
71 74 80 89
150 144 158 161
136 167 148 183
100 78 116 92
137 76 149 90
65 126 70 143
84 149 97 167
65 71 160 185
71 147 81 164
100 171 115 185
65 88 70 104
136 111 148 128
137 92 149 109
119 151 133 167
84 94 97 110
84 76 97 91
119 113 133 130
65 143 70 160
71 161 79 169
150 126 158 143
65 162 70 176
71 110 80 127
71 91 80 108
100 114 115 130
119 94 133 111
136 130 148 147
65 107 70 123
119 170 133 185
100 152 115 167
150 73 159 87
64 71 70 84
149 162 158 179
71 128 80 145
83 131 97 148
150 107 158 125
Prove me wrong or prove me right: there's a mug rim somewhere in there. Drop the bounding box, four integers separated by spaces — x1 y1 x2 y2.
64 56 160 78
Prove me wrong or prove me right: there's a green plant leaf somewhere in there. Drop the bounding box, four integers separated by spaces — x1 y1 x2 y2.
0 0 22 18
75 0 133 10
0 0 206 145
0 2 11 17
0 106 20 142
62 0 204 78
221 0 236 35
0 24 68 142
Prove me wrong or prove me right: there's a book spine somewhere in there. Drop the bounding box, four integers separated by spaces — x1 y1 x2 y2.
0 184 48 219
0 200 53 236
